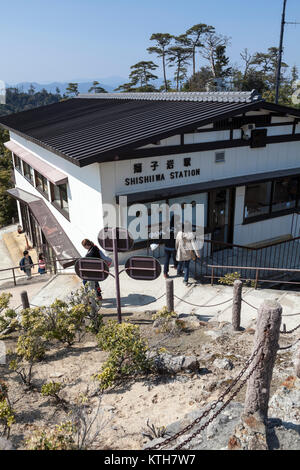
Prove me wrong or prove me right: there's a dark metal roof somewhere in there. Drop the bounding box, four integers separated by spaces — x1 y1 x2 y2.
1 93 300 167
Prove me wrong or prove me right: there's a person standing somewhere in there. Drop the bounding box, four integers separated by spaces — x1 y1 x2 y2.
38 253 46 274
19 250 34 280
81 239 112 299
176 230 200 285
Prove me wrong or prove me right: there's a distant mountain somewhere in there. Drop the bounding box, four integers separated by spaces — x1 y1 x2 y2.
7 76 166 95
7 78 128 95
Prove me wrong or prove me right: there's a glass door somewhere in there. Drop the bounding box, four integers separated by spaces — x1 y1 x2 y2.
209 188 235 248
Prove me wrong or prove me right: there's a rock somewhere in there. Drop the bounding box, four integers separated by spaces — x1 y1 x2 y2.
182 356 199 371
268 376 300 425
49 372 63 378
213 358 234 370
228 412 268 450
204 330 223 340
0 437 14 450
151 353 199 374
177 314 202 330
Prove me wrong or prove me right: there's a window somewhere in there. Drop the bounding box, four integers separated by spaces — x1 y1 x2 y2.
215 151 225 163
244 182 272 219
244 177 300 222
23 162 34 184
13 154 22 172
50 183 69 217
35 170 49 199
272 177 298 212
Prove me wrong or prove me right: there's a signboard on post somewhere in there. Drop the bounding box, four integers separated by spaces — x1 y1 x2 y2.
125 256 161 281
75 258 109 282
98 227 134 252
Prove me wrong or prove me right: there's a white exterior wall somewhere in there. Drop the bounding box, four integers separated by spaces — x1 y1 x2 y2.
10 132 103 257
99 126 300 248
9 114 300 255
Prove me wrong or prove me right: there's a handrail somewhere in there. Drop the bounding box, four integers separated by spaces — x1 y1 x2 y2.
207 264 300 273
207 263 300 289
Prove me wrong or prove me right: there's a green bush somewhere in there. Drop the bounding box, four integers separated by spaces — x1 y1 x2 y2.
0 293 19 337
94 321 152 390
218 271 241 286
0 382 15 438
25 422 76 450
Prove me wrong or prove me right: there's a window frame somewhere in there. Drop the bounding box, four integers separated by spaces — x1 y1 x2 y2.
22 161 34 185
35 170 49 200
243 177 300 224
50 182 70 220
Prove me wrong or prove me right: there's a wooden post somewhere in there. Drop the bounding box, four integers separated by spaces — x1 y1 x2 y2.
255 269 259 289
232 280 242 331
244 299 282 418
12 268 16 287
166 279 174 313
295 344 300 379
20 291 30 309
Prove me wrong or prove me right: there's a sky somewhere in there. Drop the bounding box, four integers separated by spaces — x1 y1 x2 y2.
1 0 300 85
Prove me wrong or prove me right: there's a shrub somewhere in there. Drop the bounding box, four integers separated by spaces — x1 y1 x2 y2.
152 306 177 322
42 300 87 346
0 382 15 438
25 422 76 450
68 287 103 334
9 332 47 387
94 321 152 390
152 307 183 335
41 382 64 405
0 293 19 337
218 271 241 286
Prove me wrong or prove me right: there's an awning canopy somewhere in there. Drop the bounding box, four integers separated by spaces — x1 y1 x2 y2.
7 188 80 268
116 167 300 204
5 140 68 185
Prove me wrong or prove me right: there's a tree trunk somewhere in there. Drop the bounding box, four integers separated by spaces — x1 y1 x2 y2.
162 53 168 91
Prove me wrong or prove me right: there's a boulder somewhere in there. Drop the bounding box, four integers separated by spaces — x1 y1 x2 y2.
151 353 199 374
0 437 14 450
213 358 234 371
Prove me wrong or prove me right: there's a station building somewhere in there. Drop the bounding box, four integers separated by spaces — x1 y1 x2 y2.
1 91 300 269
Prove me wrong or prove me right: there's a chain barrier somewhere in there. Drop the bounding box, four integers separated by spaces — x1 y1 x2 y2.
278 338 300 350
145 333 266 451
174 348 264 450
280 323 300 335
173 295 233 309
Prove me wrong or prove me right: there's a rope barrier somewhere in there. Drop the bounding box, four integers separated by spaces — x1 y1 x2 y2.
241 298 258 310
173 295 233 308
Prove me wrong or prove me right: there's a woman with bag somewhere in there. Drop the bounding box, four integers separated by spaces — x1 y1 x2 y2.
81 239 112 299
176 229 200 286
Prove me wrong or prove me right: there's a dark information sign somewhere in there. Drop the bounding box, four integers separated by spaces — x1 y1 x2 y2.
75 258 109 281
125 256 161 280
98 227 134 253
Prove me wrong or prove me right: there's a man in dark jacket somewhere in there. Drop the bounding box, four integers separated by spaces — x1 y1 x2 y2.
19 250 34 279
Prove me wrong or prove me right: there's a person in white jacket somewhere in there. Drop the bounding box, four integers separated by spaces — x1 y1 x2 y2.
176 230 200 285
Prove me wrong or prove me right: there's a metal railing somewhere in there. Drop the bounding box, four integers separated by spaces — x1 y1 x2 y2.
192 234 300 284
0 257 79 287
207 264 300 288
